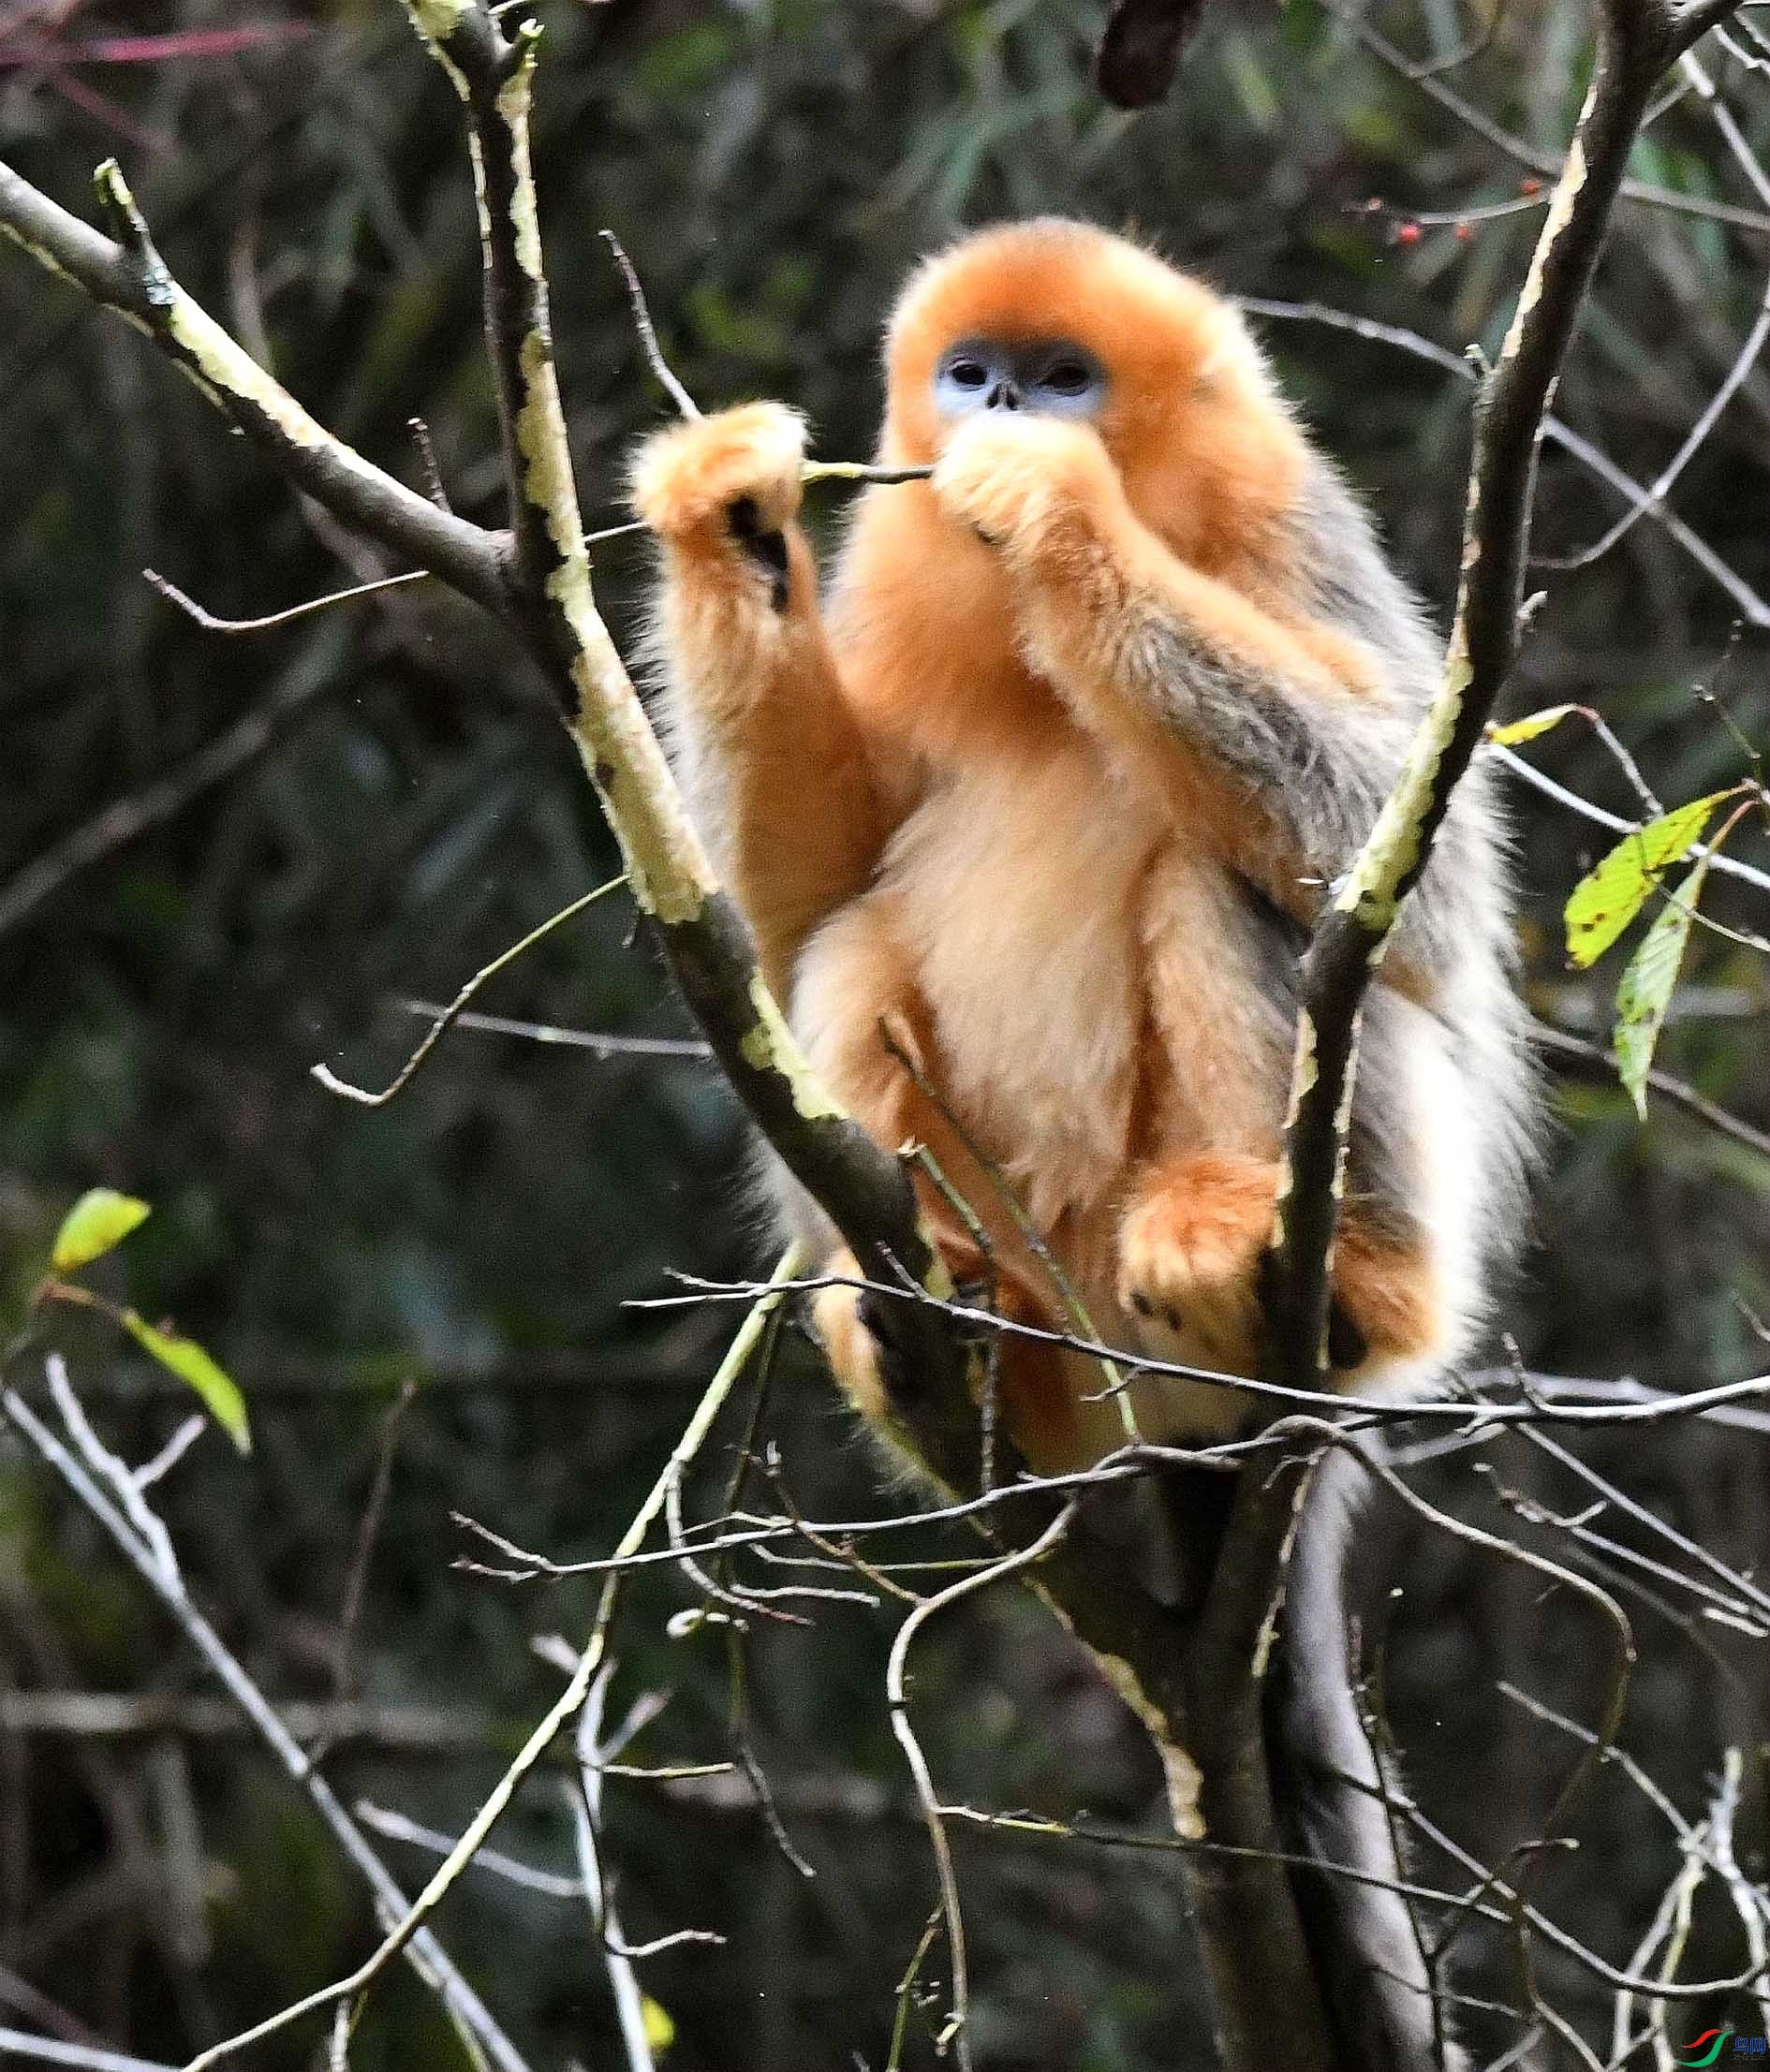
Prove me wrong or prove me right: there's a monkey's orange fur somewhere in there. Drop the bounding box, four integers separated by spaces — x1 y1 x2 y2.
634 221 1463 1469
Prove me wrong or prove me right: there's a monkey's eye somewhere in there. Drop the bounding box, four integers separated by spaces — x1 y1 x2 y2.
1042 360 1093 394
948 359 989 389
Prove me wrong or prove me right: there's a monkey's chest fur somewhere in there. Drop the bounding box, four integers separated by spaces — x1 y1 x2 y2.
871 737 1285 1250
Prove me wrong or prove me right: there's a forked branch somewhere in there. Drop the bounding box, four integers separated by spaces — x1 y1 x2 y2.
1261 0 1692 1383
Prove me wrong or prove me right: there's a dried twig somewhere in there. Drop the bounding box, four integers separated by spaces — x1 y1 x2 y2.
884 1502 1079 2069
312 1381 418 1766
312 876 627 1106
1238 294 1770 630
0 2028 175 2072
0 1363 533 2072
143 565 430 633
164 1243 802 2068
599 228 701 422
393 1004 712 1058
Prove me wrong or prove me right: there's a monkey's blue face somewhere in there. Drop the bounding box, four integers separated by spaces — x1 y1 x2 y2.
933 336 1107 422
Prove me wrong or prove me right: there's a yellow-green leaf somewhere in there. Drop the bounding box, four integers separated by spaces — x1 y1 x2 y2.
123 1312 250 1454
1489 704 1578 747
642 1996 675 2052
52 1188 151 1272
1612 858 1707 1120
1563 793 1727 970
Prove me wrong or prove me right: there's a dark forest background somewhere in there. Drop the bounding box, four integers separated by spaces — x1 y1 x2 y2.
1 0 1767 2065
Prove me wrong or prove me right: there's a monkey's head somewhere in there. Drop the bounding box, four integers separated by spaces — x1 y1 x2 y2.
880 219 1301 564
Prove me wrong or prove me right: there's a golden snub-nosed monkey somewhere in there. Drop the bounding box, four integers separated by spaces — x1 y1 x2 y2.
632 217 1536 1473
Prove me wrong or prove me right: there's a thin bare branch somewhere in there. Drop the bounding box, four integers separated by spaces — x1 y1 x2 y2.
395 1004 712 1057
1708 1748 1770 2039
1535 230 1770 572
313 876 627 1106
0 2029 174 2072
142 565 430 633
354 1802 585 1901
409 416 451 511
1238 295 1770 629
1324 0 1769 230
599 228 701 421
574 1667 662 2072
1491 744 1770 898
0 1366 533 2072
884 1502 1079 2070
164 1244 802 2069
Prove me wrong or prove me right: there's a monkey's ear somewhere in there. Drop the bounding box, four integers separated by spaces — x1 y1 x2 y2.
1093 0 1208 109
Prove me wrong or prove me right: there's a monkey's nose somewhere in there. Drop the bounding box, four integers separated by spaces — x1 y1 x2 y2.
985 381 1023 411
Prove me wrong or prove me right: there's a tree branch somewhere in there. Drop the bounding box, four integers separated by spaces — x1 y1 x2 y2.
0 46 973 1475
385 0 981 1462
0 1364 534 2072
1262 0 1687 1387
0 159 510 616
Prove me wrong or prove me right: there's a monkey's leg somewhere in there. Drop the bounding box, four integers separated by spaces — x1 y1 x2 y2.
791 893 980 1419
791 892 1025 1257
1115 1152 1443 1384
631 404 886 1003
793 897 1089 1462
812 1243 1084 1471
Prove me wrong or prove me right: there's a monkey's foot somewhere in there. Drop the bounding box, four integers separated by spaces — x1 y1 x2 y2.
1326 1212 1443 1372
810 1246 1094 1469
1115 1153 1276 1374
810 1246 995 1423
809 1250 892 1425
1116 1154 1445 1381
628 402 806 572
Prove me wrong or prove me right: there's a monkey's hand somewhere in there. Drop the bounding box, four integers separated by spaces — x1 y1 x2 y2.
630 403 807 607
931 415 1128 560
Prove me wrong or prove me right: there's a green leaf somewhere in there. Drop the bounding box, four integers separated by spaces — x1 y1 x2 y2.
1489 704 1578 747
1612 858 1708 1120
52 1188 151 1272
123 1312 250 1454
642 1997 675 2052
1563 793 1727 969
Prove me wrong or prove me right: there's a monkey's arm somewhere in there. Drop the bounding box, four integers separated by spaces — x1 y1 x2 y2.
632 404 888 1004
932 418 1430 953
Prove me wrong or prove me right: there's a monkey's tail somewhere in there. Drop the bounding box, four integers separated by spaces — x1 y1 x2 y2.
1264 1440 1470 2072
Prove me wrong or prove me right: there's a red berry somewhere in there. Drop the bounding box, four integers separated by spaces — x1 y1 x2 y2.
1395 221 1423 246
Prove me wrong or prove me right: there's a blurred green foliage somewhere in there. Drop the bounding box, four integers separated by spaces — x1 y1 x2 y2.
1 0 1767 2065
